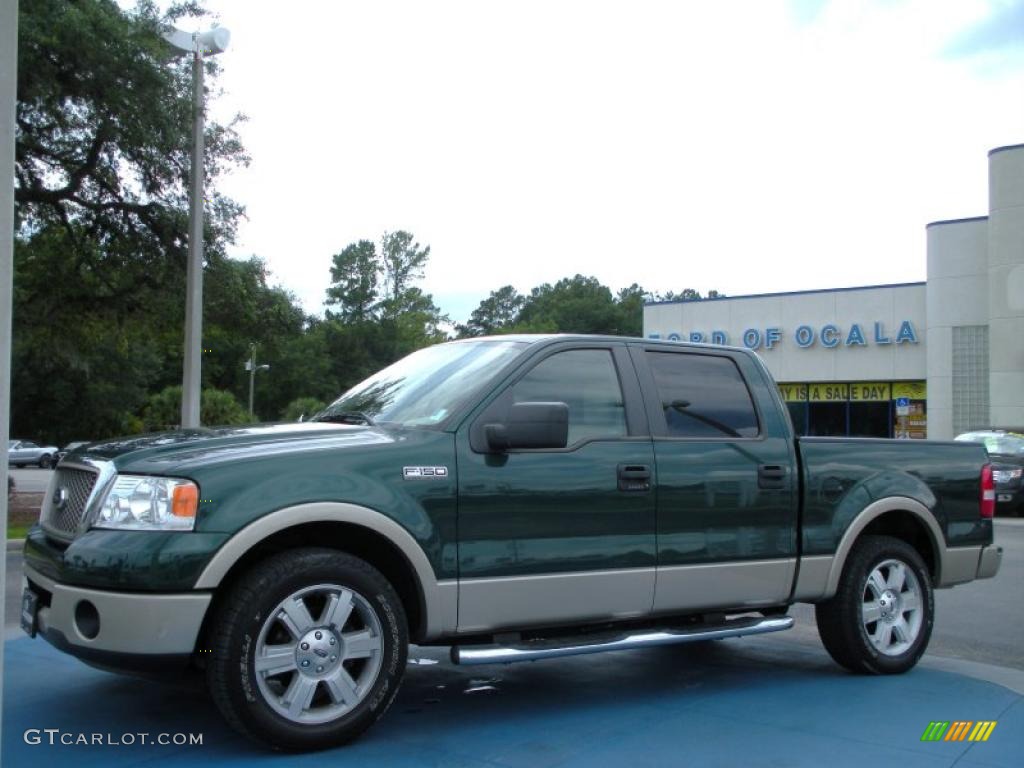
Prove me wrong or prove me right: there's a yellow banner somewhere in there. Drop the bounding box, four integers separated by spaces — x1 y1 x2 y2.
778 384 808 402
849 382 892 402
807 384 849 402
892 381 927 400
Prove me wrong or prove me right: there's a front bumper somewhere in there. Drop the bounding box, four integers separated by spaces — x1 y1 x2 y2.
24 565 211 675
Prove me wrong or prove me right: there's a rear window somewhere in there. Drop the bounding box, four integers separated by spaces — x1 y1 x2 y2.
645 352 759 438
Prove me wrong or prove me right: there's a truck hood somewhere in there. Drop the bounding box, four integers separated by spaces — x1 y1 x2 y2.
71 422 397 474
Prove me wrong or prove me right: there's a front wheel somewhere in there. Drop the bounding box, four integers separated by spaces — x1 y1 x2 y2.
206 548 408 751
815 535 934 674
38 454 53 469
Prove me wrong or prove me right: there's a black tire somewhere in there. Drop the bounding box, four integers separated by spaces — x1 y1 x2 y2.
206 548 408 751
38 454 52 469
815 535 934 675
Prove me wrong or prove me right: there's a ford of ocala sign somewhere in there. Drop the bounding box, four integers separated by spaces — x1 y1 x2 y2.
648 321 919 350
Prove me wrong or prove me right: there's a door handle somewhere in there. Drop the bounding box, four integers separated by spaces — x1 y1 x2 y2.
617 464 652 492
757 464 788 490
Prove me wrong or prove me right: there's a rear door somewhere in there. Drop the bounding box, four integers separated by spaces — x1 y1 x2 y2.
455 342 656 633
630 345 799 613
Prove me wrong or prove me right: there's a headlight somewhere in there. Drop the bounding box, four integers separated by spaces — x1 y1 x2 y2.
93 475 199 531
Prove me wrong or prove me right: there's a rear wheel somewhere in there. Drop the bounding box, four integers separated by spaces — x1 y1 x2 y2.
816 535 933 674
206 548 408 751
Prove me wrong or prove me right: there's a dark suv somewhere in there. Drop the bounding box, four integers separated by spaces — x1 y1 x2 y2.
956 430 1024 516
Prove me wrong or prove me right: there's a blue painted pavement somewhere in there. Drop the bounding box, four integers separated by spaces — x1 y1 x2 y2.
3 635 1022 767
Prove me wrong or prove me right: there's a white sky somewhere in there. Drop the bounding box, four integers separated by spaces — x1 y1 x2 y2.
195 0 1024 324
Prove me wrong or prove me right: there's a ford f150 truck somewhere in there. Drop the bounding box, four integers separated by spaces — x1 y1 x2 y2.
22 335 1003 750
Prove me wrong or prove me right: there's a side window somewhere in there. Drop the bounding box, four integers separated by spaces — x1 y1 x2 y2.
645 352 759 438
511 349 627 445
22 441 37 448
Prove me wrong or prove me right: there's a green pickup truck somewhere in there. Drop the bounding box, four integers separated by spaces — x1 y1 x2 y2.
22 335 1002 750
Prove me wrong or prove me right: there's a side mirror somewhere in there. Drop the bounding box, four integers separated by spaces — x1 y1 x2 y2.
485 402 569 452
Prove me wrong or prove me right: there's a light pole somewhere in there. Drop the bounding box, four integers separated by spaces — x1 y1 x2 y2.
162 24 230 428
245 343 270 418
0 0 18 750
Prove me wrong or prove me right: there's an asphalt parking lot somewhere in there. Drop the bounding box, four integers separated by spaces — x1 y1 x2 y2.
6 467 52 493
2 520 1022 766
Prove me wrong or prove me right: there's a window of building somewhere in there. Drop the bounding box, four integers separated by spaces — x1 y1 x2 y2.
952 325 989 435
645 352 759 438
511 349 627 444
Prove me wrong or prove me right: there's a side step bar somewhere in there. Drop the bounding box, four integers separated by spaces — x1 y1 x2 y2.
452 615 794 666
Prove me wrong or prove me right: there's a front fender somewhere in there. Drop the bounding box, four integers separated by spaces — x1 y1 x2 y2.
193 501 457 641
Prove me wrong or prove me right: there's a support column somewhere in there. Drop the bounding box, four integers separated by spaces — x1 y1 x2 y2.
988 145 1024 429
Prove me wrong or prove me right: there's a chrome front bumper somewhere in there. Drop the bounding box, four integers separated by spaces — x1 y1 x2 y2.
24 565 211 657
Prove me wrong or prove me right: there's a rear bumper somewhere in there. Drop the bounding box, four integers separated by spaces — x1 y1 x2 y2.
24 565 211 674
976 544 1002 580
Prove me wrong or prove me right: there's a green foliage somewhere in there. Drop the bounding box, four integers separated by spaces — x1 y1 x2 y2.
143 385 250 430
322 230 448 390
456 285 526 337
282 397 327 422
514 275 629 335
326 240 378 322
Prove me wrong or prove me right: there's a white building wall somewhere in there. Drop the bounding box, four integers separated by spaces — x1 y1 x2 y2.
643 284 927 385
988 145 1024 429
926 217 989 440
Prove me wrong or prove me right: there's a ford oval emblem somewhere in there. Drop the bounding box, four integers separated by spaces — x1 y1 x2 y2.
52 487 69 511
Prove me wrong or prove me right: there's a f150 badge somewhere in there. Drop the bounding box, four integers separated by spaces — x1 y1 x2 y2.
403 466 448 479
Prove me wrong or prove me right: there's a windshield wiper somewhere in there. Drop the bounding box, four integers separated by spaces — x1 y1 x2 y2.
316 410 376 426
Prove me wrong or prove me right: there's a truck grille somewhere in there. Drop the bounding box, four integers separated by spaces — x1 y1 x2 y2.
43 466 100 537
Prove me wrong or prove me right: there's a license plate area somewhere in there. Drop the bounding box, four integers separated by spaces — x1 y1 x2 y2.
21 588 38 638
997 493 1013 503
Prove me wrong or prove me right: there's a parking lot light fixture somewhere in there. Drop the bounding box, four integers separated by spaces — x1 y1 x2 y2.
161 24 231 428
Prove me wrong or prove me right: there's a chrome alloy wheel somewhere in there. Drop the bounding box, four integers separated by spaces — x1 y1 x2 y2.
862 558 923 656
254 583 384 724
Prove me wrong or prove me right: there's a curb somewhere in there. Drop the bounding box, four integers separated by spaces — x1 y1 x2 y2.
6 538 24 551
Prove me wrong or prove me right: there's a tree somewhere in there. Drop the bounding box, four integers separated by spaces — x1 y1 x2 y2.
457 285 525 337
378 230 430 318
282 397 327 422
322 230 448 384
142 385 250 431
10 0 250 443
515 275 621 334
15 0 247 271
614 283 653 337
656 288 725 302
325 240 378 322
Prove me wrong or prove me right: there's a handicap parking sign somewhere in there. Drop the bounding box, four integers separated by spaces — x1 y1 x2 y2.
896 397 910 407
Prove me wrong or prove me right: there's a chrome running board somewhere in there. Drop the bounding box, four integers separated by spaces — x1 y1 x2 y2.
451 615 794 665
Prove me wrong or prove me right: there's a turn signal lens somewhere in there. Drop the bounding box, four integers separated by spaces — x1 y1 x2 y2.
980 464 995 519
172 482 199 518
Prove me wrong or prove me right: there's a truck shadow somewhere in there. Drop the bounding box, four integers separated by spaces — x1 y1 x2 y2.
4 634 866 765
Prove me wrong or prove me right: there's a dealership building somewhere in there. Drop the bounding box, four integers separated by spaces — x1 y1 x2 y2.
643 143 1024 441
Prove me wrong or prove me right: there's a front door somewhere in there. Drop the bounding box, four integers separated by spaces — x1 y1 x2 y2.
456 343 656 633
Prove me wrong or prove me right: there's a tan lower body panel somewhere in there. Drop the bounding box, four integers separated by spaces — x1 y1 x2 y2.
457 568 656 633
653 559 796 613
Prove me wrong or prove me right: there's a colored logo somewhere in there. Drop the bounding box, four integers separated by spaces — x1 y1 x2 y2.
921 721 997 742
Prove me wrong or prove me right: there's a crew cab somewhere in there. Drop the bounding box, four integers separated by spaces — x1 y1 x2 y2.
22 335 1002 750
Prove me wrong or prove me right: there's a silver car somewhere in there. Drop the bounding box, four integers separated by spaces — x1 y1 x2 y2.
8 439 59 468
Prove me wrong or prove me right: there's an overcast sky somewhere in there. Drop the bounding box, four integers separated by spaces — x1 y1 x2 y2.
194 0 1024 323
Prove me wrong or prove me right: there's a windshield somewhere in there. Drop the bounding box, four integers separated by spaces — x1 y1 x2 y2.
313 340 528 428
956 432 1024 456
